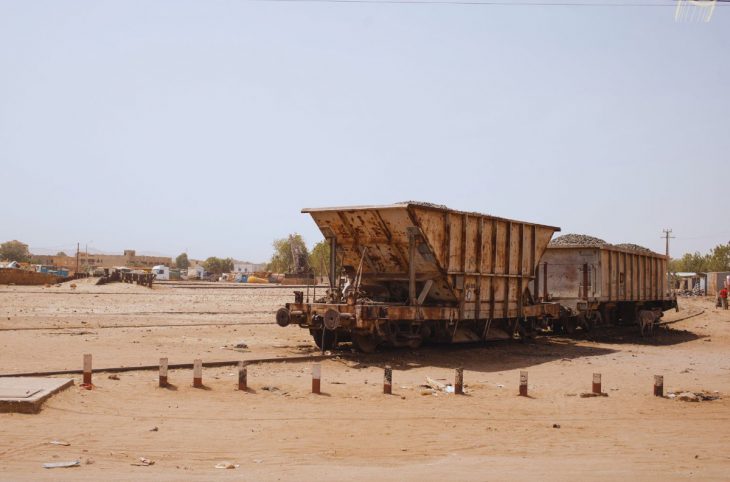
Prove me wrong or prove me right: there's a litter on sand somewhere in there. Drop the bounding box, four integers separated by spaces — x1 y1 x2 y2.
666 391 721 402
43 460 80 469
131 457 155 466
215 462 240 469
421 377 461 394
579 392 608 398
49 440 71 446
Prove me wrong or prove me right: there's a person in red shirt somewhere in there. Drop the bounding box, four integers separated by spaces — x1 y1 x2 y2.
720 287 729 310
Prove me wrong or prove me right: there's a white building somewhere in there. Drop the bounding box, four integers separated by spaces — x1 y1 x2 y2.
233 261 266 274
152 265 170 281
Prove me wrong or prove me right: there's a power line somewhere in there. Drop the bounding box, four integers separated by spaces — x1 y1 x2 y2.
247 0 730 6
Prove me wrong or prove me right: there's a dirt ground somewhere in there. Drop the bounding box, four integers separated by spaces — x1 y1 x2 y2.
1 278 729 481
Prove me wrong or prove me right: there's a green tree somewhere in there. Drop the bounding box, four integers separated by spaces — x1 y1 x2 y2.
0 240 30 262
308 239 331 278
203 257 233 275
268 234 309 274
668 242 730 273
56 251 68 257
705 242 730 272
175 252 190 270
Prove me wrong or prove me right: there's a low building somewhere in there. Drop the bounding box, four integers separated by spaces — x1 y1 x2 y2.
673 272 706 293
232 261 267 274
32 250 172 273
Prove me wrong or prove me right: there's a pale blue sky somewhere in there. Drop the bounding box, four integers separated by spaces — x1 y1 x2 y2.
1 1 728 262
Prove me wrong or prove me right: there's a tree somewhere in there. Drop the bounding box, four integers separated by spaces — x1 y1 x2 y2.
705 243 730 272
0 240 30 262
308 239 331 278
203 257 233 275
268 234 310 274
667 242 730 273
175 252 190 270
56 251 68 257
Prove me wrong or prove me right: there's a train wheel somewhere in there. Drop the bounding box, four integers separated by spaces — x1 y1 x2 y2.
352 333 379 353
310 329 337 351
564 317 577 335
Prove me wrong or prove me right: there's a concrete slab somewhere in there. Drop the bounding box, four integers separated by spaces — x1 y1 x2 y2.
0 377 74 414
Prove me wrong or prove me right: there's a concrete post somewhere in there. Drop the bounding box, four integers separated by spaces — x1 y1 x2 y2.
238 362 247 391
592 373 601 394
384 365 392 394
455 367 464 395
654 375 663 397
519 371 528 397
159 358 168 388
193 359 203 388
312 363 321 394
83 354 92 385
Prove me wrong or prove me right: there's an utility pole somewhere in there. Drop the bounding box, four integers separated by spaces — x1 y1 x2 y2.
662 228 675 295
662 228 674 258
75 242 80 276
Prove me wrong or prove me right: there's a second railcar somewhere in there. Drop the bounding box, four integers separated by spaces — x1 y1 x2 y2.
535 243 677 333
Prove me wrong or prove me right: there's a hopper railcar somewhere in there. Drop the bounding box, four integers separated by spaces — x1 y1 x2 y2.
275 202 561 352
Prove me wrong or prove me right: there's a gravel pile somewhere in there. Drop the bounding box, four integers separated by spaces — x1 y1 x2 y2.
549 234 609 247
402 201 449 210
549 235 656 254
613 243 653 254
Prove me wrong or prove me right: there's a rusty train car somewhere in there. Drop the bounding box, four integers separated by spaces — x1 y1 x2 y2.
276 202 562 352
536 244 677 334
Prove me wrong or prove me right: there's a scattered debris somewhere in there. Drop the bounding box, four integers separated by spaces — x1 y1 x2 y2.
552 424 561 429
677 392 699 402
424 378 446 391
108 374 120 380
667 391 720 402
49 440 70 446
85 458 95 465
131 457 155 466
215 462 239 469
580 392 608 398
234 342 248 349
150 426 159 432
69 284 77 289
43 460 80 469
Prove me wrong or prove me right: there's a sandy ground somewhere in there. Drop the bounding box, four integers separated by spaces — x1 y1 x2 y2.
1 278 729 480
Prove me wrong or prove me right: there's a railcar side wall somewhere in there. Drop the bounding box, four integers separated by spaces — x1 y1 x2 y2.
538 246 669 305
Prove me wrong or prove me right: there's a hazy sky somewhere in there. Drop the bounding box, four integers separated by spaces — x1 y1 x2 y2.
1 1 728 262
